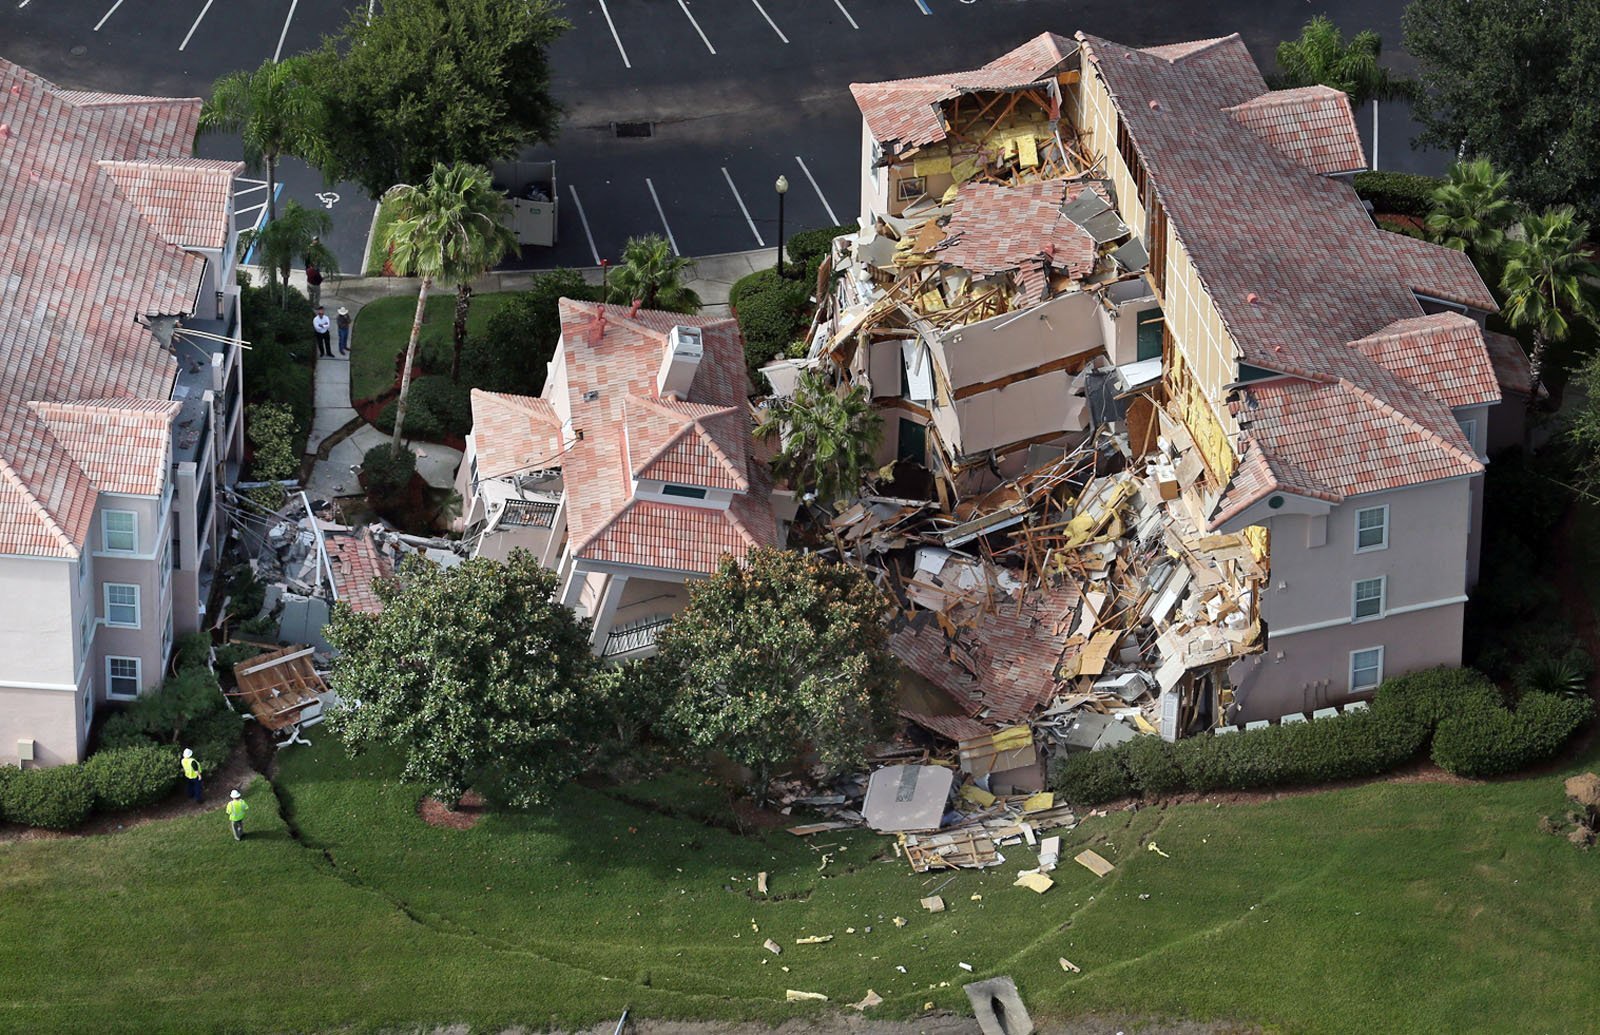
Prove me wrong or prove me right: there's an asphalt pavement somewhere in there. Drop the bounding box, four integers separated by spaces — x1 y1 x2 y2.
0 0 1450 273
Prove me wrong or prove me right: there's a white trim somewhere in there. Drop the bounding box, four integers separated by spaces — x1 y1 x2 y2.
104 582 141 629
105 656 142 700
1270 594 1469 638
102 509 138 553
0 679 80 692
1349 646 1384 693
1352 575 1386 622
1354 504 1389 553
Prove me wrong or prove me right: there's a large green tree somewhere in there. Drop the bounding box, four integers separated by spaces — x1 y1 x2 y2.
653 549 898 795
381 162 514 451
1404 0 1600 220
238 199 334 305
325 551 603 808
307 0 568 199
1500 206 1600 410
480 269 602 395
605 235 702 314
1273 16 1406 108
198 56 322 223
1425 158 1517 269
756 369 883 510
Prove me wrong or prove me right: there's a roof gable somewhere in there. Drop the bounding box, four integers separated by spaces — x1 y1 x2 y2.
1224 86 1366 176
99 159 244 249
1350 313 1501 410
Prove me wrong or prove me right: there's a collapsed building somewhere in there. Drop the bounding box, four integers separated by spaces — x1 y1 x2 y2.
777 30 1529 775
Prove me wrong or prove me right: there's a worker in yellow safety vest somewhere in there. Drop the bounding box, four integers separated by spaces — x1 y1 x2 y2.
226 790 249 841
181 748 204 803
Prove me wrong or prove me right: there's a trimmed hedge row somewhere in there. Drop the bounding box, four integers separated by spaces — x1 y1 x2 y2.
1353 171 1442 218
1052 667 1592 805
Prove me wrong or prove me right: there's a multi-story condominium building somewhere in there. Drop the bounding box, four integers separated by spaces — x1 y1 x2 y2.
841 32 1529 723
0 60 247 767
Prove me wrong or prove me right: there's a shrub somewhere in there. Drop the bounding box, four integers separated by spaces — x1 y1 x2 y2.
784 225 856 268
361 442 417 500
186 709 245 774
225 564 267 623
1052 746 1136 803
729 268 788 309
416 334 455 377
733 276 811 375
173 632 213 674
1121 735 1186 795
0 764 95 830
214 642 265 672
109 668 227 744
1514 654 1589 699
85 745 179 812
1376 216 1427 240
375 375 472 441
1353 171 1442 217
1432 692 1592 778
480 271 603 395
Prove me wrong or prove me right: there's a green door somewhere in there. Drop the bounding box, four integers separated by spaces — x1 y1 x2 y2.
1136 307 1165 361
897 419 927 465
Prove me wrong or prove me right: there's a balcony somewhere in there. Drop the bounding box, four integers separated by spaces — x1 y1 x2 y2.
603 614 672 659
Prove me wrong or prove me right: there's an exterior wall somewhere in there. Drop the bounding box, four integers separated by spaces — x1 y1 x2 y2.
1229 601 1465 720
90 493 177 703
1487 395 1526 455
858 120 889 225
931 292 1101 387
0 554 90 768
0 683 88 768
942 373 1087 457
1075 60 1148 242
1100 283 1160 366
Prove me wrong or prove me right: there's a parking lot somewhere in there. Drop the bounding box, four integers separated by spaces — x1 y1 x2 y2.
0 0 1446 272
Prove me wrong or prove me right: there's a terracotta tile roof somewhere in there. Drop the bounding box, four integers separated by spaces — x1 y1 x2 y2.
890 583 1081 724
1350 313 1500 409
850 32 1073 151
1139 36 1240 62
1381 232 1499 312
900 710 994 742
934 179 1100 281
0 59 215 558
99 158 243 249
1483 330 1533 396
469 389 564 479
325 526 393 614
1223 86 1366 175
553 301 777 576
26 399 180 496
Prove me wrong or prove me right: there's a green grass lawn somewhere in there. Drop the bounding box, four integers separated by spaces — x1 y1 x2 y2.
349 292 519 404
3 736 1599 1033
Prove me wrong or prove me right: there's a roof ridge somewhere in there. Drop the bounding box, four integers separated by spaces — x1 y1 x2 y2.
0 452 78 556
1224 84 1344 110
630 402 749 490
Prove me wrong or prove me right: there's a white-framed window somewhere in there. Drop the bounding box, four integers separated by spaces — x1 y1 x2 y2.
1350 647 1384 693
106 656 141 700
1457 416 1478 453
102 510 138 553
1352 577 1386 622
105 583 140 628
160 538 172 594
661 484 708 500
84 683 95 733
1355 505 1389 552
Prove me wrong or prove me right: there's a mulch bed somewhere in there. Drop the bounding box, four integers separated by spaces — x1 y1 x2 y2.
417 790 488 830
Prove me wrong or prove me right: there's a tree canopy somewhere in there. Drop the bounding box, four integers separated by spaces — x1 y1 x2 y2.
1500 205 1600 405
756 370 883 510
325 551 604 808
605 235 702 314
307 0 569 199
1425 158 1516 266
1404 0 1600 220
1273 16 1405 109
653 549 899 793
198 56 322 222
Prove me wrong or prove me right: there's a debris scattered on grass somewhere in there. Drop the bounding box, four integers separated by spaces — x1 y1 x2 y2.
796 934 833 945
758 871 769 893
852 989 884 1011
1075 848 1115 877
1147 842 1170 858
921 895 946 913
785 989 828 1002
764 938 783 955
1014 871 1054 894
1059 957 1081 973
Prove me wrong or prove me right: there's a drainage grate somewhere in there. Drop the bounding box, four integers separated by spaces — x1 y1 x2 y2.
612 121 654 138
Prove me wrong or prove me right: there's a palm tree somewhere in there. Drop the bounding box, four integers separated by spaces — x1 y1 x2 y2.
198 57 320 223
1426 158 1517 269
237 200 333 305
1274 16 1407 109
605 235 702 314
446 192 516 383
756 370 882 509
1500 205 1600 413
382 162 515 452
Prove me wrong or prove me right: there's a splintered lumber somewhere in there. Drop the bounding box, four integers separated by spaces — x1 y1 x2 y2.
1075 849 1115 877
1014 871 1054 894
903 826 999 872
786 990 828 1002
787 821 857 836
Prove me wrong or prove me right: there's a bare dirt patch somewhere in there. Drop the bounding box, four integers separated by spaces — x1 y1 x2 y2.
418 790 487 830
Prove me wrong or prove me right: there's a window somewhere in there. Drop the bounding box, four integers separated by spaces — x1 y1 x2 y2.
661 484 708 500
105 583 140 628
84 682 95 733
1355 505 1389 552
102 510 137 553
160 539 172 594
1350 647 1384 693
1352 577 1385 622
106 656 141 700
1457 416 1479 454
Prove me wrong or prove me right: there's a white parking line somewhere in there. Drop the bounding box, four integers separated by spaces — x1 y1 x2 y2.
597 0 632 69
93 0 126 30
721 167 765 247
273 0 299 62
831 0 859 30
17 0 32 8
178 0 217 51
645 178 680 256
748 0 789 44
794 156 840 226
567 184 601 266
677 0 715 55
912 0 932 14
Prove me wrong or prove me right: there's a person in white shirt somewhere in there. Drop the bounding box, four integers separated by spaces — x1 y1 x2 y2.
312 307 332 357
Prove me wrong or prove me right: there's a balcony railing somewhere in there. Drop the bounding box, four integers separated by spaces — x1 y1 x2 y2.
500 498 559 529
603 614 672 658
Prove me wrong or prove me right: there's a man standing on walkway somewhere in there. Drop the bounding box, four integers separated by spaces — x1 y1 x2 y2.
336 306 352 356
226 790 249 841
313 306 333 358
305 259 323 308
181 748 204 803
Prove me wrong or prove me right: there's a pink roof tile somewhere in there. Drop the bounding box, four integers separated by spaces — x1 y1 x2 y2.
26 400 180 496
1483 330 1533 396
1351 313 1500 409
0 59 215 557
623 396 750 491
1224 86 1366 175
934 179 1100 281
1381 232 1500 312
325 526 393 613
99 158 243 249
469 389 564 479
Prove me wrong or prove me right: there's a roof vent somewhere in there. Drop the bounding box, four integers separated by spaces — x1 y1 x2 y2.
658 325 704 399
582 389 601 402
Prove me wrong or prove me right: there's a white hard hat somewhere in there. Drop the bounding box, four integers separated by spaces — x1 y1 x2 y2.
230 790 241 799
183 748 193 758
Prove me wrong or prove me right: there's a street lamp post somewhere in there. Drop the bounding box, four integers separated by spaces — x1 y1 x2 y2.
775 174 789 276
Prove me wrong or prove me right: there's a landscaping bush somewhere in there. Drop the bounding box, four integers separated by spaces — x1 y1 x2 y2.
186 709 246 774
1353 171 1442 217
1052 746 1136 804
214 642 265 672
1432 692 1592 778
173 631 213 675
375 375 472 441
240 280 315 456
479 270 603 395
361 442 418 500
1121 735 1186 795
1376 215 1427 240
225 563 267 623
784 224 856 268
731 272 811 376
0 764 95 830
105 668 228 744
85 744 179 812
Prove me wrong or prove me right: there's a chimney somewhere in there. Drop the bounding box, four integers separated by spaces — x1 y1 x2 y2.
657 325 704 399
